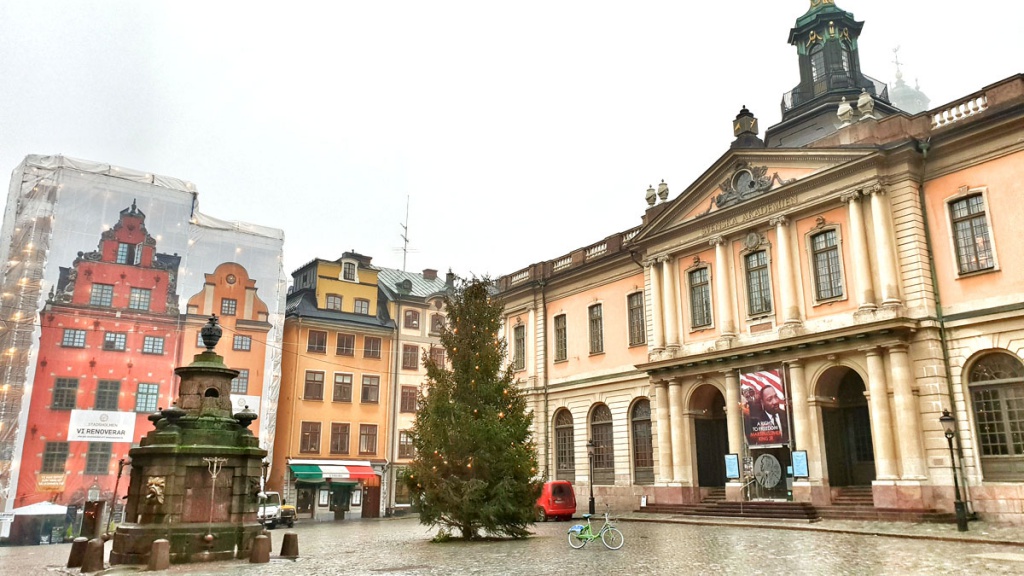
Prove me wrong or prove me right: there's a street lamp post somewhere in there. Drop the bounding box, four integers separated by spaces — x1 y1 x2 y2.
106 458 128 536
260 460 270 534
939 409 969 532
587 439 596 516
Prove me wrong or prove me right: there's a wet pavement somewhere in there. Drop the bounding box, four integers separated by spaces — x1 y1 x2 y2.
3 515 1023 575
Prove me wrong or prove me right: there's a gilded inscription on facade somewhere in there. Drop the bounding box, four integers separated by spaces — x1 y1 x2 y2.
699 195 798 237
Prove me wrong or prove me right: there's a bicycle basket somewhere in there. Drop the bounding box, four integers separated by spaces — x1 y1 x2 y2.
568 525 584 534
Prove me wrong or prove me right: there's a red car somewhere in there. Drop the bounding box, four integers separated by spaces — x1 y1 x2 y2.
536 480 577 521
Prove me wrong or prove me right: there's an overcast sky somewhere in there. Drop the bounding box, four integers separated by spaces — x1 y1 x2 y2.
1 1 1020 282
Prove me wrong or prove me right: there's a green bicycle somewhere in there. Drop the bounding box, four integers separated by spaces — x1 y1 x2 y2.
567 512 624 550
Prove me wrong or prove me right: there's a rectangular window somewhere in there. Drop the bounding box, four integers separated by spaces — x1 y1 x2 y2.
400 386 418 413
627 292 646 346
115 243 141 265
554 315 567 361
513 325 526 370
361 375 380 403
231 369 249 394
398 430 415 459
307 330 327 353
430 314 445 334
103 332 127 351
336 333 355 356
95 380 120 411
588 304 604 354
402 344 419 370
62 328 87 348
300 422 321 453
304 371 324 401
359 424 377 455
354 298 370 315
404 310 420 329
364 336 381 359
343 262 356 281
128 288 151 311
812 230 843 300
745 250 772 315
690 268 712 328
135 383 159 412
90 284 114 307
41 442 69 474
220 298 237 316
333 373 353 402
330 423 350 454
52 378 77 410
85 442 112 475
233 335 252 351
325 294 342 311
142 336 164 355
116 243 130 264
951 194 995 274
430 346 445 367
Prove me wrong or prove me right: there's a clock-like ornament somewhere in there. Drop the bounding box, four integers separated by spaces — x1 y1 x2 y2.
226 274 237 285
754 454 783 488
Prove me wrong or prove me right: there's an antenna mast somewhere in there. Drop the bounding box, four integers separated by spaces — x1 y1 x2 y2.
401 196 410 272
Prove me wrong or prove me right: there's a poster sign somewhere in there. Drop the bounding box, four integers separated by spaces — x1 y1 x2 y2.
37 474 66 492
67 410 136 442
724 453 740 479
741 368 790 446
230 394 261 415
792 450 809 478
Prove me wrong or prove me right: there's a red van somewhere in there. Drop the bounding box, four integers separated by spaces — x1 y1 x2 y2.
536 480 577 521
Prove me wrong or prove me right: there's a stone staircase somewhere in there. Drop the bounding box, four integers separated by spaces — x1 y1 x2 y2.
638 486 956 524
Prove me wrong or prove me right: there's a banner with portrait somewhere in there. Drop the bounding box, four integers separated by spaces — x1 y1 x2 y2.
741 368 790 447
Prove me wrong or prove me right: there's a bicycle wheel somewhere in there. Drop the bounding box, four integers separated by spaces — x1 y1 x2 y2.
567 531 587 549
601 527 624 550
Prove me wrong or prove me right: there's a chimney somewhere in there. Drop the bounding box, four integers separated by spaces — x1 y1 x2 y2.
422 269 437 281
445 269 456 288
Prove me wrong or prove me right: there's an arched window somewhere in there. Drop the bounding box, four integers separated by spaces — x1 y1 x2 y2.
590 404 614 485
969 352 1024 481
631 399 654 485
554 409 575 482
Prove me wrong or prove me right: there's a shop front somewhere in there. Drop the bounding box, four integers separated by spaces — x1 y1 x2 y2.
284 459 381 520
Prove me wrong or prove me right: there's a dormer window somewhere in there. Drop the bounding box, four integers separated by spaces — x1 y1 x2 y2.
116 242 142 265
343 262 357 282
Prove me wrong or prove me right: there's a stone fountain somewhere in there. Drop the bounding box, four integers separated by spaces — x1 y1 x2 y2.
110 315 266 565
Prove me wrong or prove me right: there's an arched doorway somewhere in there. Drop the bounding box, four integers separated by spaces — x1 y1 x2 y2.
819 367 875 486
691 384 728 487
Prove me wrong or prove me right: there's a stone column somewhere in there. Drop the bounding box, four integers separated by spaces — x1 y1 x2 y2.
662 257 680 350
788 361 812 452
869 185 902 306
723 370 743 455
653 379 673 482
864 349 898 479
889 344 927 478
648 262 665 352
770 216 801 325
843 191 876 310
710 237 736 337
668 377 685 482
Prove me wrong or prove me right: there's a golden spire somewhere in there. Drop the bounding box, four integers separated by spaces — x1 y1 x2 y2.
809 0 835 8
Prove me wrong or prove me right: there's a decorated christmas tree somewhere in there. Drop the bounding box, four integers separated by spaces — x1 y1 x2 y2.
406 278 540 540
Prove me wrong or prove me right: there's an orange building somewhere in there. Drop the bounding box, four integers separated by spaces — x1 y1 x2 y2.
270 252 393 520
181 262 273 431
497 1 1024 525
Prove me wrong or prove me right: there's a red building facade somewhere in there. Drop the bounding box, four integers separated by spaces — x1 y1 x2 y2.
17 201 181 506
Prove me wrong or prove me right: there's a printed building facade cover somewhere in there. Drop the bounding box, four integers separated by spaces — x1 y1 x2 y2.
0 155 286 534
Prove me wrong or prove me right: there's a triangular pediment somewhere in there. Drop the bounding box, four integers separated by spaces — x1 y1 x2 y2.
629 147 877 249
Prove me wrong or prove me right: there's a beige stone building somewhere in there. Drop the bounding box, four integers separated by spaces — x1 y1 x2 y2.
497 1 1024 524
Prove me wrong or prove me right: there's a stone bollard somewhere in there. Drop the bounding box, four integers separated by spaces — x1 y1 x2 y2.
148 539 171 571
67 537 89 568
80 538 105 573
280 532 299 558
250 534 271 564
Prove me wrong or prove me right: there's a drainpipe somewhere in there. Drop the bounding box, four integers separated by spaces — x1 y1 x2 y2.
538 279 550 479
386 297 402 516
915 139 974 514
285 316 301 506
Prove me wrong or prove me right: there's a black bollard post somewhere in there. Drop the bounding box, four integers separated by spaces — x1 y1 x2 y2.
67 537 89 568
280 532 299 558
80 538 105 573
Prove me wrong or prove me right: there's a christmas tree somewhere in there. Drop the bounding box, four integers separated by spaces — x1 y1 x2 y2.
406 278 540 540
